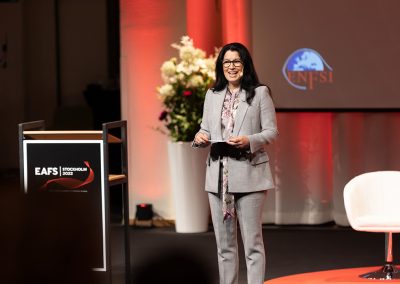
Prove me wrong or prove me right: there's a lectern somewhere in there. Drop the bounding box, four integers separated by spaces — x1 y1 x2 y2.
18 120 130 284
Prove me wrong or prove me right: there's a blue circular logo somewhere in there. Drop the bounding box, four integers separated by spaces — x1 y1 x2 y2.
282 48 333 90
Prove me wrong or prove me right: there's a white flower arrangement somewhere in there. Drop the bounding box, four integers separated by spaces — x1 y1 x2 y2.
157 36 219 142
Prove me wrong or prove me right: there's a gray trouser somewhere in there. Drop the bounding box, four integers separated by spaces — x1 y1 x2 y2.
208 190 267 284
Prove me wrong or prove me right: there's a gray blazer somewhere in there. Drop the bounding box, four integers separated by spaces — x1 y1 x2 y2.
194 85 278 193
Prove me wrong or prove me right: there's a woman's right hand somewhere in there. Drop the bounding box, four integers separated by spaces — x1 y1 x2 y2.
194 132 210 146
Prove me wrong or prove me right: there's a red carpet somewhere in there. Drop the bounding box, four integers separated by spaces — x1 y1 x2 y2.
265 267 400 283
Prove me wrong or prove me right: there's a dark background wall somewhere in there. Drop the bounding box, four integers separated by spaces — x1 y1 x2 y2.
0 0 119 170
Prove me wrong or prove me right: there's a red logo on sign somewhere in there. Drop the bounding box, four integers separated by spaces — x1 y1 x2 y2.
40 161 94 190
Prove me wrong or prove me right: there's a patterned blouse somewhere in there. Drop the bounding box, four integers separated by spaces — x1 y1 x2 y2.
221 88 241 221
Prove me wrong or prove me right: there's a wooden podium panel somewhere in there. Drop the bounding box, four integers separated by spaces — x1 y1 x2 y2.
23 130 122 143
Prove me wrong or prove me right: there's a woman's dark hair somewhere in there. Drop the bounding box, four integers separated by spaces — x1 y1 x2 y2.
212 42 268 104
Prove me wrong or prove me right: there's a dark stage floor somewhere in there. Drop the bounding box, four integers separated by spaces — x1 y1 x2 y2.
129 224 395 284
1 170 397 284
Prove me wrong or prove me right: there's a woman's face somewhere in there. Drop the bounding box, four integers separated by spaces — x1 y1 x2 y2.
222 50 243 87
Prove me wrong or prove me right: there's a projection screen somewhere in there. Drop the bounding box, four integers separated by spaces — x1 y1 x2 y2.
252 0 400 109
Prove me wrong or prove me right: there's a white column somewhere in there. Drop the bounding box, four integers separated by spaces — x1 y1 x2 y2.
120 0 187 220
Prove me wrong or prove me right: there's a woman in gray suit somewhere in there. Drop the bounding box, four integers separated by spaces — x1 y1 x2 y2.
193 42 278 284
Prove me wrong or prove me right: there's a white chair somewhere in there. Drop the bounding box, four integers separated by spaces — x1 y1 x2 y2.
344 171 400 280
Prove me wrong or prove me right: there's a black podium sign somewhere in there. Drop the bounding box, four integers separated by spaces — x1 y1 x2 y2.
23 140 107 271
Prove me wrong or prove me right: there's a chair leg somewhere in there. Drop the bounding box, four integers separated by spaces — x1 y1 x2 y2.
360 233 400 280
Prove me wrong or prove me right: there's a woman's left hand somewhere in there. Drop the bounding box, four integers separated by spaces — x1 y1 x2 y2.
227 136 250 149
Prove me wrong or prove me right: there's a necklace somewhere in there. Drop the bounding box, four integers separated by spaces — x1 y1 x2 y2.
229 86 240 94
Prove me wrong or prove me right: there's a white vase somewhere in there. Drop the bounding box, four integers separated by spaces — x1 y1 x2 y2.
167 141 210 233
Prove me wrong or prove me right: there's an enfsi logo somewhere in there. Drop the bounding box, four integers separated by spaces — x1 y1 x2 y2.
282 48 333 90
